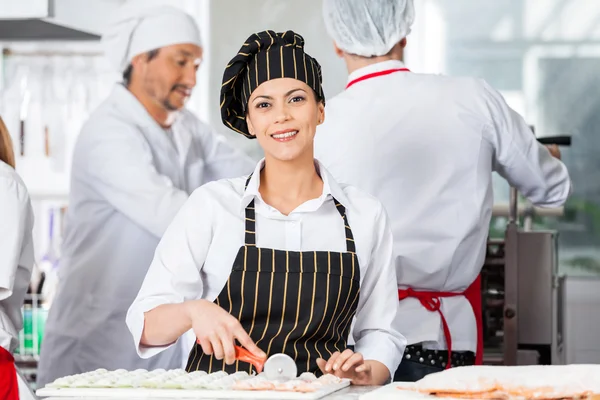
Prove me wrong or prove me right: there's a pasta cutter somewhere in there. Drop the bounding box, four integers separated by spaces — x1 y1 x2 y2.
194 340 297 379
234 345 297 379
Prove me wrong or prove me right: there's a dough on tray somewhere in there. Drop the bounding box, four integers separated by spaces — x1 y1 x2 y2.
43 368 346 393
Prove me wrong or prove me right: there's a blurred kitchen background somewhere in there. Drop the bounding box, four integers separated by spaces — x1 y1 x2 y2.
1 0 599 384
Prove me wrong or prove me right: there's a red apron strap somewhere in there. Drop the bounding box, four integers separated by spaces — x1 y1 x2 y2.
398 288 458 369
398 275 483 369
0 346 20 400
463 274 484 365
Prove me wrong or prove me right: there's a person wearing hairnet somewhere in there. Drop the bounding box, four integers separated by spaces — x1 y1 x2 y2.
36 1 254 387
0 118 36 400
316 0 571 382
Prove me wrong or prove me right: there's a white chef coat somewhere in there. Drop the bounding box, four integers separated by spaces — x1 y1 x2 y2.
0 161 34 353
126 159 406 376
0 161 36 399
37 84 256 388
314 60 571 353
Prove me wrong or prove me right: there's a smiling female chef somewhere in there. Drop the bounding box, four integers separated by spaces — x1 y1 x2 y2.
0 117 35 400
126 30 405 385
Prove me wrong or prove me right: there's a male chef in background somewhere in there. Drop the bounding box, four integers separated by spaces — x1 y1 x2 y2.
315 0 571 382
37 0 254 387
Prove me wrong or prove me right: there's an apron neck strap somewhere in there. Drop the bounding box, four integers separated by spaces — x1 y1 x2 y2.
243 174 257 246
332 199 356 253
244 199 257 246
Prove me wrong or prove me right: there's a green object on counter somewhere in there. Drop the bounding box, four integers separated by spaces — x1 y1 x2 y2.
15 306 48 355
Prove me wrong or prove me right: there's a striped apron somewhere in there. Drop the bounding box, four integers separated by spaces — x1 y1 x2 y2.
186 175 361 374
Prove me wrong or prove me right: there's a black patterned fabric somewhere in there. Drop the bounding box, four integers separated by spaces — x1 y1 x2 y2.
403 345 475 369
220 30 325 138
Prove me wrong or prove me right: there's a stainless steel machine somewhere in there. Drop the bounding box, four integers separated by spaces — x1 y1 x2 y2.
482 135 570 366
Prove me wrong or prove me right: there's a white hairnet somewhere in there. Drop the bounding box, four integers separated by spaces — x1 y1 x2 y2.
322 0 415 57
101 0 202 72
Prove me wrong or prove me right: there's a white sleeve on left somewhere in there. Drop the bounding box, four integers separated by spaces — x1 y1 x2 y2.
479 79 571 207
0 176 28 300
126 186 215 359
79 120 189 238
352 202 406 377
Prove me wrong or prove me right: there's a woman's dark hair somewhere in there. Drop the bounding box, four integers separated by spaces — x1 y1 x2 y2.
122 49 160 86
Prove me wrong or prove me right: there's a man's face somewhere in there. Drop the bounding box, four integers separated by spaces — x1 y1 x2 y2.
132 43 203 111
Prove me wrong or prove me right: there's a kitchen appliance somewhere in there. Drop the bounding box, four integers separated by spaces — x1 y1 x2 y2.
482 135 570 366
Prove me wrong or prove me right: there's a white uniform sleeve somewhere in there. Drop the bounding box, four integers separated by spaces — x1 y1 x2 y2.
0 176 28 300
197 123 255 181
480 80 571 206
352 203 406 378
126 186 214 358
80 122 188 238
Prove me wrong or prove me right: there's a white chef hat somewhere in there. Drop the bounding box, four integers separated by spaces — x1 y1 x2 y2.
101 0 202 72
322 0 415 57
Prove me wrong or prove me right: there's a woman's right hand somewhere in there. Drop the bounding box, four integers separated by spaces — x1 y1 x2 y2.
185 299 266 365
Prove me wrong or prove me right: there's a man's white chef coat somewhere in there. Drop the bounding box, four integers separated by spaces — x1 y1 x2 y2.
315 60 571 352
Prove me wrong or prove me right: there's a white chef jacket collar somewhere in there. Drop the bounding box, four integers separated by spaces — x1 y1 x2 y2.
240 158 351 214
346 59 408 87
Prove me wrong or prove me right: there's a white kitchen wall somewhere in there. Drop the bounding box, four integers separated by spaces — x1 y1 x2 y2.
564 277 600 364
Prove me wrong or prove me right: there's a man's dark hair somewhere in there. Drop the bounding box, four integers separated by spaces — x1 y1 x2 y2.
122 49 160 86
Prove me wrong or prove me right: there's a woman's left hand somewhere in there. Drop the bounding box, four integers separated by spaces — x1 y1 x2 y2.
316 349 374 385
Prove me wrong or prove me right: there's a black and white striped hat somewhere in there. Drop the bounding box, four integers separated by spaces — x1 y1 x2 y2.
220 30 325 138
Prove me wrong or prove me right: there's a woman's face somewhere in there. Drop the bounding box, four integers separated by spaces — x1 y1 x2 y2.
246 78 324 162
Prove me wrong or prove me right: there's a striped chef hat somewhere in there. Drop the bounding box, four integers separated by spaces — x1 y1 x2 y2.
220 30 325 138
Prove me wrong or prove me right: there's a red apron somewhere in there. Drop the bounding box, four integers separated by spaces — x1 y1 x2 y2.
398 276 483 369
0 346 20 400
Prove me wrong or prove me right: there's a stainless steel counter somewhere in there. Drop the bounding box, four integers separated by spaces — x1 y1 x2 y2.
42 385 379 400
